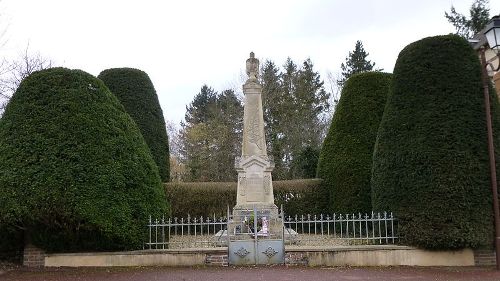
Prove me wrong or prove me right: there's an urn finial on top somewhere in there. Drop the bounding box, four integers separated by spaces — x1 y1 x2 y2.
246 52 259 81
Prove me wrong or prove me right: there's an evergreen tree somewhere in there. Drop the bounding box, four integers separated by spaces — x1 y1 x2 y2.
214 89 244 180
179 86 243 181
372 35 497 249
260 58 330 180
445 0 491 39
317 72 391 213
337 41 380 88
98 68 170 182
0 68 167 252
261 60 288 180
289 58 330 178
180 58 329 182
184 85 218 124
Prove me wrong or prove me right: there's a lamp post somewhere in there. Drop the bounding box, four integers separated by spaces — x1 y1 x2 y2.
475 15 500 270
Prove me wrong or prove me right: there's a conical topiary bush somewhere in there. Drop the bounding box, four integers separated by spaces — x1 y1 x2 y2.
317 71 391 213
0 67 168 252
98 68 170 182
371 35 498 249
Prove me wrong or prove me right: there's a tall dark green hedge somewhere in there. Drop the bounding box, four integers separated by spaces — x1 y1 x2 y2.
98 68 170 182
371 35 498 250
317 72 392 214
165 179 328 218
0 68 168 252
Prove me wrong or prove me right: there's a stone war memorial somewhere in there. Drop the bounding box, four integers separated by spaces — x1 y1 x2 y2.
228 52 285 265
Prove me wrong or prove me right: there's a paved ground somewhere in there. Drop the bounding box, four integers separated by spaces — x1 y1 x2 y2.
2 266 500 281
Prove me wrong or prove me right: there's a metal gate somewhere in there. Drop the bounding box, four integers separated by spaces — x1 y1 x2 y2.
227 207 284 265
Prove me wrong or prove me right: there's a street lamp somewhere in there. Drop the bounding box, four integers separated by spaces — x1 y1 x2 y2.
474 15 500 270
485 16 500 53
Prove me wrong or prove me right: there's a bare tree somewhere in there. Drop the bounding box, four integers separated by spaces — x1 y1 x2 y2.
326 70 342 109
166 119 188 181
0 45 52 114
166 119 181 158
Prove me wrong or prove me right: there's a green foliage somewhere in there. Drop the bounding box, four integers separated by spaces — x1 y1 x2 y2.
165 179 327 218
165 182 236 218
179 86 243 181
0 68 168 252
317 72 391 214
261 58 330 180
178 57 329 182
293 146 320 179
0 226 23 262
273 179 329 217
371 35 496 250
98 68 170 182
445 0 490 39
337 41 381 88
261 60 287 180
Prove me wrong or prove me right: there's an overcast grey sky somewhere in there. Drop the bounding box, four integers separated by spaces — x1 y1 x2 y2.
2 0 499 125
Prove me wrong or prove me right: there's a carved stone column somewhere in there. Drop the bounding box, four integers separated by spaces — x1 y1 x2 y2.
234 52 277 213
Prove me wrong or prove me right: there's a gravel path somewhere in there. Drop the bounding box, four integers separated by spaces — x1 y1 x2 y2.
2 266 500 281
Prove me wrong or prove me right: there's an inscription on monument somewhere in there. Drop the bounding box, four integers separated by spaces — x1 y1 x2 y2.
246 174 263 202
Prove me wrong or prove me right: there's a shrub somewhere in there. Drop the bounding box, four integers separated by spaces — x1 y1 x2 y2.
292 146 320 179
273 179 328 217
98 68 170 182
317 72 392 214
0 225 23 262
0 68 168 252
371 35 498 250
165 179 327 218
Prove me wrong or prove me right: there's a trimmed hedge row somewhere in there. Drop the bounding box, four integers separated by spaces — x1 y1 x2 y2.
317 72 391 214
0 68 168 253
165 179 328 218
98 68 170 182
371 35 498 250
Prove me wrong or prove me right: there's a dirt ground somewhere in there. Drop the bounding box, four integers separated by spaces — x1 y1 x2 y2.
2 265 500 281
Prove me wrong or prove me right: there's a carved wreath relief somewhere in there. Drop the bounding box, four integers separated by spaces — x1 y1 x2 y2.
247 106 264 155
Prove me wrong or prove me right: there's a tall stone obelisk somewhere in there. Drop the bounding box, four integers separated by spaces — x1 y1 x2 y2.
234 52 277 214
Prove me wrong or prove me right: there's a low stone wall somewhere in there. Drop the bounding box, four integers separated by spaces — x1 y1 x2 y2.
45 248 226 267
286 246 475 267
43 246 476 267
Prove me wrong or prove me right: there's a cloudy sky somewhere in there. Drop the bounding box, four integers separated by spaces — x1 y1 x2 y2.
2 0 499 125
